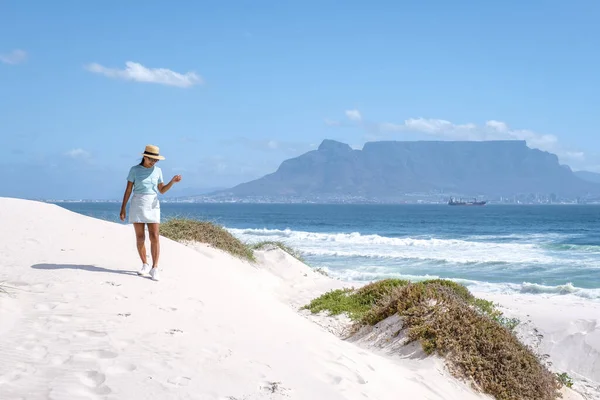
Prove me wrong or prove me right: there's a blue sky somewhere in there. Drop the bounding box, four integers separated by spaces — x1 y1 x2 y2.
1 1 599 199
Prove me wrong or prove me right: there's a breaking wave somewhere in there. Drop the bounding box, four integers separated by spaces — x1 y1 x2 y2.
228 227 600 301
229 227 554 264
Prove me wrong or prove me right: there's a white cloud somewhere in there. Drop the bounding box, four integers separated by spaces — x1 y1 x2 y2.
345 109 362 121
65 148 91 159
85 61 203 88
563 151 585 161
267 140 279 149
380 117 560 152
0 49 27 65
333 109 591 169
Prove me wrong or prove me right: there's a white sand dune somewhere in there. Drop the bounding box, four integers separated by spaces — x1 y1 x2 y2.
0 197 487 400
0 197 591 399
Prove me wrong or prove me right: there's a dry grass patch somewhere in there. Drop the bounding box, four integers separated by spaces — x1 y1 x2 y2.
160 218 255 262
305 280 561 400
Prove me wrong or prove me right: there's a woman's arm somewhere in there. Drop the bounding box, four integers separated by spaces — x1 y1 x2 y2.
120 181 134 220
158 175 182 195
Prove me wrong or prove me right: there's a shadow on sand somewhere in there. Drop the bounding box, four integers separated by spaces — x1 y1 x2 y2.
31 263 138 276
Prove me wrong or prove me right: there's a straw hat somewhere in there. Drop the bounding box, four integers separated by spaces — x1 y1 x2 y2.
141 144 165 160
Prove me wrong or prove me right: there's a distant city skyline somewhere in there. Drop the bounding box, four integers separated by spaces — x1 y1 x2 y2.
2 1 599 199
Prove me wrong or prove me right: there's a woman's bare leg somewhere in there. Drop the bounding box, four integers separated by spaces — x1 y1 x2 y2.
147 223 160 268
133 223 148 265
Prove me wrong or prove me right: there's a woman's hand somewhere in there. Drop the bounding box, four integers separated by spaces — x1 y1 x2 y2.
120 209 126 221
172 175 182 183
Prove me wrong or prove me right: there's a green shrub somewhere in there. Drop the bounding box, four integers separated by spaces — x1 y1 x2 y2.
305 279 562 400
556 372 573 388
160 218 255 262
364 282 560 400
303 279 409 321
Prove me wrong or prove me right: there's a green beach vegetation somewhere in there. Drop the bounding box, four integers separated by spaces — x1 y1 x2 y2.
160 218 256 262
303 279 563 400
160 218 305 264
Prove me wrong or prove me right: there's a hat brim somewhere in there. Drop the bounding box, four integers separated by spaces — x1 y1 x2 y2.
142 153 165 160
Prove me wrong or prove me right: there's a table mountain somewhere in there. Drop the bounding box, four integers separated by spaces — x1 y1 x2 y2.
213 139 599 199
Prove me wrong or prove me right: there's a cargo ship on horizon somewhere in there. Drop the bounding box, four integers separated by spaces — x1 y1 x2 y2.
448 197 487 206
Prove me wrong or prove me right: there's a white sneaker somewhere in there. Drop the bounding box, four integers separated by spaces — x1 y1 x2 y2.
137 263 151 276
150 267 160 281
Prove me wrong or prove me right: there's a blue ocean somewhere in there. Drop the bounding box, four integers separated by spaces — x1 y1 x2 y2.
57 202 600 300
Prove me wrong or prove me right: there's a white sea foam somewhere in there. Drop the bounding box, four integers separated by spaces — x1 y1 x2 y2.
228 227 600 300
323 268 600 300
470 281 600 300
228 227 555 264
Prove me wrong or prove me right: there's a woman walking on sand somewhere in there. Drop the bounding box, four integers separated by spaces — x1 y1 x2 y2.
120 145 182 281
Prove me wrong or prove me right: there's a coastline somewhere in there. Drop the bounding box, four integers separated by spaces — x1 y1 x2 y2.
0 197 597 399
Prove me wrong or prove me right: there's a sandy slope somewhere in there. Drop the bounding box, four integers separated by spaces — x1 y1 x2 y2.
0 197 488 400
252 247 592 400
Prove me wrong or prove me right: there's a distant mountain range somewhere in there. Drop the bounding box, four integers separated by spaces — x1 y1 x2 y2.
574 170 600 184
199 139 600 201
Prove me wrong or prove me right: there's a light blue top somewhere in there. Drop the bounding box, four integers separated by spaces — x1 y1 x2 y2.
127 165 164 194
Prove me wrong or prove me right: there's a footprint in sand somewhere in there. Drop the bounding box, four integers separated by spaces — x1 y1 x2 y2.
50 375 111 400
0 362 37 385
76 371 108 390
15 342 48 361
30 345 48 361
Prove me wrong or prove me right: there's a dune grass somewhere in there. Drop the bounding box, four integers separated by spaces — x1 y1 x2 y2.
159 219 306 265
303 279 504 322
302 279 409 320
160 218 255 262
304 279 561 400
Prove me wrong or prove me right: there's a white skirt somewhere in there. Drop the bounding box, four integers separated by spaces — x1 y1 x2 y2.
129 193 160 224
